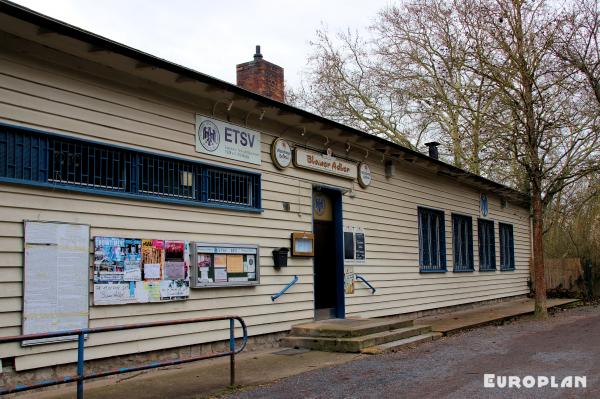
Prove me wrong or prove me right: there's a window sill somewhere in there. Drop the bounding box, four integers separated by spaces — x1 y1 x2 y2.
453 269 474 273
500 267 516 271
419 269 447 273
479 268 497 272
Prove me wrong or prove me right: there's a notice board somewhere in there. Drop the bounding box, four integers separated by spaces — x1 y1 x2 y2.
191 243 259 288
23 221 90 345
93 237 190 305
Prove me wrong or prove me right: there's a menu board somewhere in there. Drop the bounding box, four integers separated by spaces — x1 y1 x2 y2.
93 237 190 305
344 226 366 265
23 221 90 345
355 227 366 264
191 243 259 288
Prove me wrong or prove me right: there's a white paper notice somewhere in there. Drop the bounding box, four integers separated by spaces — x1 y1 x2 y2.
246 255 256 273
159 280 189 299
134 281 149 303
124 268 142 281
199 267 209 282
144 263 161 279
93 283 134 305
24 222 59 245
23 222 90 345
214 268 227 282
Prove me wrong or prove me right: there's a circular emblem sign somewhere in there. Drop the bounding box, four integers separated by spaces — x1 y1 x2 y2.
198 120 220 152
480 193 489 217
357 162 372 188
271 138 292 169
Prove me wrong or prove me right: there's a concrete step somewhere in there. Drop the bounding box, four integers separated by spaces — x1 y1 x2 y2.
360 332 443 355
281 325 432 353
290 317 414 338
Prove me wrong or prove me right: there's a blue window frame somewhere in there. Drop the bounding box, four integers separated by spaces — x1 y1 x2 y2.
452 214 473 272
499 223 515 270
0 123 261 212
478 219 496 271
418 207 446 272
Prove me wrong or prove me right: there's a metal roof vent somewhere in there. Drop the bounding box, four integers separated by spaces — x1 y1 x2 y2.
425 142 440 160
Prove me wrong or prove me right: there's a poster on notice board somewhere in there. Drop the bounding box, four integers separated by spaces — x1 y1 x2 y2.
93 237 190 305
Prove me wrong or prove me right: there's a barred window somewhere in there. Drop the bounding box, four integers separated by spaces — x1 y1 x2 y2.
452 214 474 272
49 139 130 191
0 124 261 212
478 219 496 271
138 154 197 200
418 207 447 272
499 223 515 270
205 167 259 207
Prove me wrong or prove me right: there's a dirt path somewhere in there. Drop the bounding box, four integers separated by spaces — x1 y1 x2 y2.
223 304 600 399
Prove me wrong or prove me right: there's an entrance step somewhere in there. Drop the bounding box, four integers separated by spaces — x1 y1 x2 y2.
360 332 443 355
290 317 414 338
281 324 432 353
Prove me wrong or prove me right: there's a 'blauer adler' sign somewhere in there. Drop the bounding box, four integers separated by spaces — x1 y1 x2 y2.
195 115 262 165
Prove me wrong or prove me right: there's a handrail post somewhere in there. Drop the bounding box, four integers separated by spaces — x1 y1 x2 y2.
77 331 85 399
229 318 235 386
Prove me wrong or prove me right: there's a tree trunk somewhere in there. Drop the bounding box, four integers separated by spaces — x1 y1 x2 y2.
531 187 548 318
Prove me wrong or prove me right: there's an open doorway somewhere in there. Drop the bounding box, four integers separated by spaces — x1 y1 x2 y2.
312 187 345 320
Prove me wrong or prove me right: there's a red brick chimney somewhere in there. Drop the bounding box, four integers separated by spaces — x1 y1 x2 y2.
236 45 284 102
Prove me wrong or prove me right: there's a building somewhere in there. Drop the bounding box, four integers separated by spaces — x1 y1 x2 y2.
0 0 531 385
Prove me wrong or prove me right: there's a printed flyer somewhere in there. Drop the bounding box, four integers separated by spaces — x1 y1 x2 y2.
142 240 164 280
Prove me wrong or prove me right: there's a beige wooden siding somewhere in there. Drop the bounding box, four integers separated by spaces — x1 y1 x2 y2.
0 38 530 371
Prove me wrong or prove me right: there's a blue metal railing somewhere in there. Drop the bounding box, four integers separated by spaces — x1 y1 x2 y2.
0 315 248 399
271 275 299 301
355 275 376 294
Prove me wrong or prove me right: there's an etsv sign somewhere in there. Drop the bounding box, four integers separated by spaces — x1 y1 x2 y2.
195 115 262 165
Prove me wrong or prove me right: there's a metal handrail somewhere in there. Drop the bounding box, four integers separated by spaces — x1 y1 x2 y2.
271 275 299 301
0 315 248 399
355 275 376 294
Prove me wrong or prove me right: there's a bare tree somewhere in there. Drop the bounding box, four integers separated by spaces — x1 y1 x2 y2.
291 28 414 147
373 0 501 174
555 0 600 109
290 1 503 174
460 0 600 317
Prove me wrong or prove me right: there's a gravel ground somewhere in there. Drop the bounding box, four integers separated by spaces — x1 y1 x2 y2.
222 304 600 399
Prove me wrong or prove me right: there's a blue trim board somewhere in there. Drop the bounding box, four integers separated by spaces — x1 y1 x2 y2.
332 188 345 319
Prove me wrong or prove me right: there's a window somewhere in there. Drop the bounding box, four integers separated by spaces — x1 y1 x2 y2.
452 214 473 272
49 138 130 191
478 219 496 271
205 167 259 207
138 154 197 200
418 207 446 272
499 223 515 270
0 124 261 211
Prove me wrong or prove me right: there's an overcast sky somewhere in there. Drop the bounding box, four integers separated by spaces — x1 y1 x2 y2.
12 0 394 89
